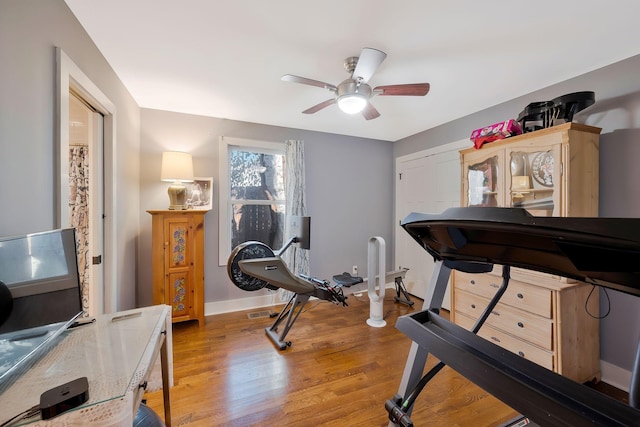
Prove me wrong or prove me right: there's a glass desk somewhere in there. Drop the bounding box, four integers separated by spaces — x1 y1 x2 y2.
0 305 172 426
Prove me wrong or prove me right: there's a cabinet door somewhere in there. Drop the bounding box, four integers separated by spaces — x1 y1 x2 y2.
164 217 193 317
507 144 562 216
462 150 504 208
167 270 193 318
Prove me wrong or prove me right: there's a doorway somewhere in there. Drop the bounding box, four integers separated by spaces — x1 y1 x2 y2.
57 47 117 314
68 91 104 316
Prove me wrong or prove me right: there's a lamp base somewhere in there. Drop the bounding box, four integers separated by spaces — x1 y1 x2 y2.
167 182 188 210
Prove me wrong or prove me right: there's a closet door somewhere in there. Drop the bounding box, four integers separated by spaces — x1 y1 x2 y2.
395 143 463 309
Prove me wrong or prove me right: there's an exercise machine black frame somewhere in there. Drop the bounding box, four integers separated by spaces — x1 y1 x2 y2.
387 207 640 427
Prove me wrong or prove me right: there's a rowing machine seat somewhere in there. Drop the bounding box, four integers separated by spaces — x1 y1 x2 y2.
332 272 364 287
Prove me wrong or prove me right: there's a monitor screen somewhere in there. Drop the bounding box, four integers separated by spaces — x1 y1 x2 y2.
0 228 83 392
284 215 310 250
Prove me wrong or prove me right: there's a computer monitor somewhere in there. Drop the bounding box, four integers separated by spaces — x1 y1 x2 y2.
284 215 310 250
0 228 83 392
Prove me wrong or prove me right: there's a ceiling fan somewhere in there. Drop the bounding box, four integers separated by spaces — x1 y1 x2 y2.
282 47 430 120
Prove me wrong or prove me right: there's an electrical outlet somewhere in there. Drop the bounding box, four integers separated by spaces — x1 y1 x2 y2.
352 265 358 276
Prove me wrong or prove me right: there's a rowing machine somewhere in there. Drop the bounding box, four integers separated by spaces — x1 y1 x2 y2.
227 240 347 350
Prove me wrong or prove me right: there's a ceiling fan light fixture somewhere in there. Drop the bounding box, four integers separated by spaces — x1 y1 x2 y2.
337 94 367 114
283 48 429 119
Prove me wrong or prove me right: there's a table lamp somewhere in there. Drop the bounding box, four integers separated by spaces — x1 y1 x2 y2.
160 151 194 210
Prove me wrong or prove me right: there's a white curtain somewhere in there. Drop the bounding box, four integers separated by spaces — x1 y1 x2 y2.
280 140 309 299
69 145 90 313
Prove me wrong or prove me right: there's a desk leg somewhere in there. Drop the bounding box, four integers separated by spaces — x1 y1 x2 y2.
161 334 172 427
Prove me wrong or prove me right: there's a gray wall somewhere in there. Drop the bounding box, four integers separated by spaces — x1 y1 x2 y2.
0 0 141 310
138 109 394 309
3 0 639 383
395 54 640 374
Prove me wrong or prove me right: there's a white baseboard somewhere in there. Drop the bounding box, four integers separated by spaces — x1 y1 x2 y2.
600 360 632 392
205 283 398 316
205 292 280 316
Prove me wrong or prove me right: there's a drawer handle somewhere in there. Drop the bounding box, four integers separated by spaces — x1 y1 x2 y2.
471 304 476 309
470 280 475 285
490 283 499 289
517 322 524 328
492 311 500 316
490 336 501 343
518 351 525 357
517 293 524 299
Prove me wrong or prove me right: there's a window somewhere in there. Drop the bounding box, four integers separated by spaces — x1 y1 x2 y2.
219 137 285 265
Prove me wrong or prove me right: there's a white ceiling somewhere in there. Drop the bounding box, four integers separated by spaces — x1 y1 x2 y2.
64 0 640 141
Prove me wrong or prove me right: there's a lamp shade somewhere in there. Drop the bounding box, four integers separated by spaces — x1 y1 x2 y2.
337 94 367 114
161 151 194 182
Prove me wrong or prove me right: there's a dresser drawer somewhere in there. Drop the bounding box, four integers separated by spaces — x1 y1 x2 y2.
454 290 553 350
454 272 552 318
456 313 554 370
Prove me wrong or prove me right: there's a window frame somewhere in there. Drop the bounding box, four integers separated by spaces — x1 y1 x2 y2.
218 136 285 266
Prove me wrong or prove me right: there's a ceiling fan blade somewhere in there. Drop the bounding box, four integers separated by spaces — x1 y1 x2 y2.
361 102 380 120
302 99 336 114
373 83 430 96
282 74 337 92
352 48 387 83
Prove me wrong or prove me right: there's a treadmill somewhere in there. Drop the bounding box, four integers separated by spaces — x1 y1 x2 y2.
387 207 640 427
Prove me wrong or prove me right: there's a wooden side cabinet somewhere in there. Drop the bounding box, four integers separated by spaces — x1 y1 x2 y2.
452 122 602 383
148 210 208 326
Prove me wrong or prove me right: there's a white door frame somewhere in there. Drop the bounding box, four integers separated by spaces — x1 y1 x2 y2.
56 47 118 314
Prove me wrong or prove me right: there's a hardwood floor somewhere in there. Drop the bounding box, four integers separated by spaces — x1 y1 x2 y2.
144 293 623 426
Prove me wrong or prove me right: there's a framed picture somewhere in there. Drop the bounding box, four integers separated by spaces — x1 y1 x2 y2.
187 177 213 210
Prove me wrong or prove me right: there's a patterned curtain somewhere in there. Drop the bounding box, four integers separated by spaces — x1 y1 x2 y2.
280 140 309 300
69 145 90 313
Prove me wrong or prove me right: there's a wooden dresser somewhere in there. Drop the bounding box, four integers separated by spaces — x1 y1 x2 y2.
451 122 601 383
148 209 208 326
